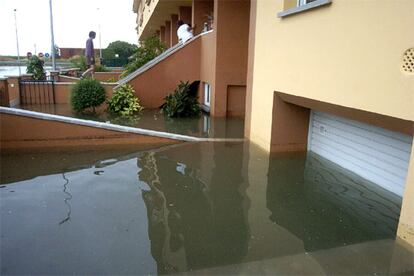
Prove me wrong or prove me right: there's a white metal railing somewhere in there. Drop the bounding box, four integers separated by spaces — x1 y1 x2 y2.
115 30 213 89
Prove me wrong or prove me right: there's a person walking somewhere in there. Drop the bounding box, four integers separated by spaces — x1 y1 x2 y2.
176 20 194 43
81 31 96 78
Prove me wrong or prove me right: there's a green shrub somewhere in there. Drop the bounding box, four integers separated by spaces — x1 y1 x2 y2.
26 56 45 80
71 78 106 112
161 81 201 117
121 36 166 78
108 84 143 116
69 55 88 71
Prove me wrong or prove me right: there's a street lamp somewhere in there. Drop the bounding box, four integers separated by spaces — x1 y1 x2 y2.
13 9 21 76
97 8 103 64
49 0 56 70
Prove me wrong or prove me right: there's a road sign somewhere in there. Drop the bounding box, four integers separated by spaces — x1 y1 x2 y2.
45 53 50 58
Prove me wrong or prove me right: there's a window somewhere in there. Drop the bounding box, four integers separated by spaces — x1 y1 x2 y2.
203 115 210 134
278 0 331 18
204 82 211 107
297 0 317 6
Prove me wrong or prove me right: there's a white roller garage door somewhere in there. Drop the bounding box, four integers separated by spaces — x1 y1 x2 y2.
308 111 413 196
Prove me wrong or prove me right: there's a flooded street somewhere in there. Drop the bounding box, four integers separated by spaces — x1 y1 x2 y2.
1 142 412 274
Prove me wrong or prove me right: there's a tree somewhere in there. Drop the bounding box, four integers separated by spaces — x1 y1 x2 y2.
102 40 138 60
26 56 46 80
122 36 166 78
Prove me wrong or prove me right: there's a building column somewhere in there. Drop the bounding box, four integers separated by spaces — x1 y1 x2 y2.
211 0 250 117
179 6 192 25
397 141 414 247
160 26 166 45
192 0 214 35
170 14 179 46
165 21 171 48
156 30 161 41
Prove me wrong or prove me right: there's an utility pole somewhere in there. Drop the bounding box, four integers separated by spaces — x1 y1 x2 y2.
49 0 56 70
97 7 103 64
13 9 21 76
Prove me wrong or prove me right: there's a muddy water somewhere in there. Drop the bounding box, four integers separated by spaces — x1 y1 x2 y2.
18 104 244 139
1 142 413 275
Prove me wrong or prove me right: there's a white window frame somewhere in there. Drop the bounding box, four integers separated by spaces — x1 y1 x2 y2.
297 0 316 6
204 82 211 107
203 114 210 134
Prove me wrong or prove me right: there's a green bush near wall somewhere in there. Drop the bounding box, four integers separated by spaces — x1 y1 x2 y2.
161 81 201 118
107 84 143 116
71 78 106 112
26 56 46 80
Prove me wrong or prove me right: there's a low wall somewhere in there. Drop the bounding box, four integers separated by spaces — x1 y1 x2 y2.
0 111 180 150
6 77 20 107
19 81 116 104
94 72 122 82
57 75 80 82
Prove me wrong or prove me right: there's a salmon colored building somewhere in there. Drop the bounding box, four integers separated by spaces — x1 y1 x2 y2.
129 0 414 248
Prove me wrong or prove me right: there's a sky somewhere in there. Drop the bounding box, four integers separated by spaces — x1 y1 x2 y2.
0 0 138 56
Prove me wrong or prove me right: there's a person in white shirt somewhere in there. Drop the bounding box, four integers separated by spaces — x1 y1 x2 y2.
177 20 194 43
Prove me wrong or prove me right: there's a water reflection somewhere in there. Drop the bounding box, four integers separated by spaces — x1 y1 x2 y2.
17 104 244 138
59 173 72 225
138 143 249 273
266 152 401 252
1 142 412 275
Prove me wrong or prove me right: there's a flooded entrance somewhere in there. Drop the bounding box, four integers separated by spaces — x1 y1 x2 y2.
1 142 412 274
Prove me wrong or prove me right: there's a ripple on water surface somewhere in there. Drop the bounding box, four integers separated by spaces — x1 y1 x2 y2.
1 142 413 275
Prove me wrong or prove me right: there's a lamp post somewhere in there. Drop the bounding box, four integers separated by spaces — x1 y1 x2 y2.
97 7 103 64
13 9 21 76
49 0 56 71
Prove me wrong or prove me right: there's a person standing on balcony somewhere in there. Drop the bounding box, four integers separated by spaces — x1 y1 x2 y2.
81 31 96 78
177 20 194 43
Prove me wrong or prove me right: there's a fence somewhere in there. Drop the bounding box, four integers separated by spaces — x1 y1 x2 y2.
19 80 55 105
102 58 129 67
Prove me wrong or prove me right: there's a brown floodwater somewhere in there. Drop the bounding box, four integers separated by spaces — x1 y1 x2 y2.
1 142 413 275
18 104 244 139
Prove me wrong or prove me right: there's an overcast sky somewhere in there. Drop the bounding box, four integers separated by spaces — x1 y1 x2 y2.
0 0 138 55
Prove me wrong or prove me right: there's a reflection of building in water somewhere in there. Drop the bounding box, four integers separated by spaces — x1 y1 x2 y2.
138 143 249 273
266 152 401 252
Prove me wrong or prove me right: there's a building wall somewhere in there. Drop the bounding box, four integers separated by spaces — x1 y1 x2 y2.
211 0 250 117
200 30 217 102
0 113 178 150
192 0 214 35
398 142 414 246
128 38 202 108
246 0 414 151
245 0 414 247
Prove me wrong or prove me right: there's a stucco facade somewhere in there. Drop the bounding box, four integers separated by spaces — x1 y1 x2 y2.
245 0 414 246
